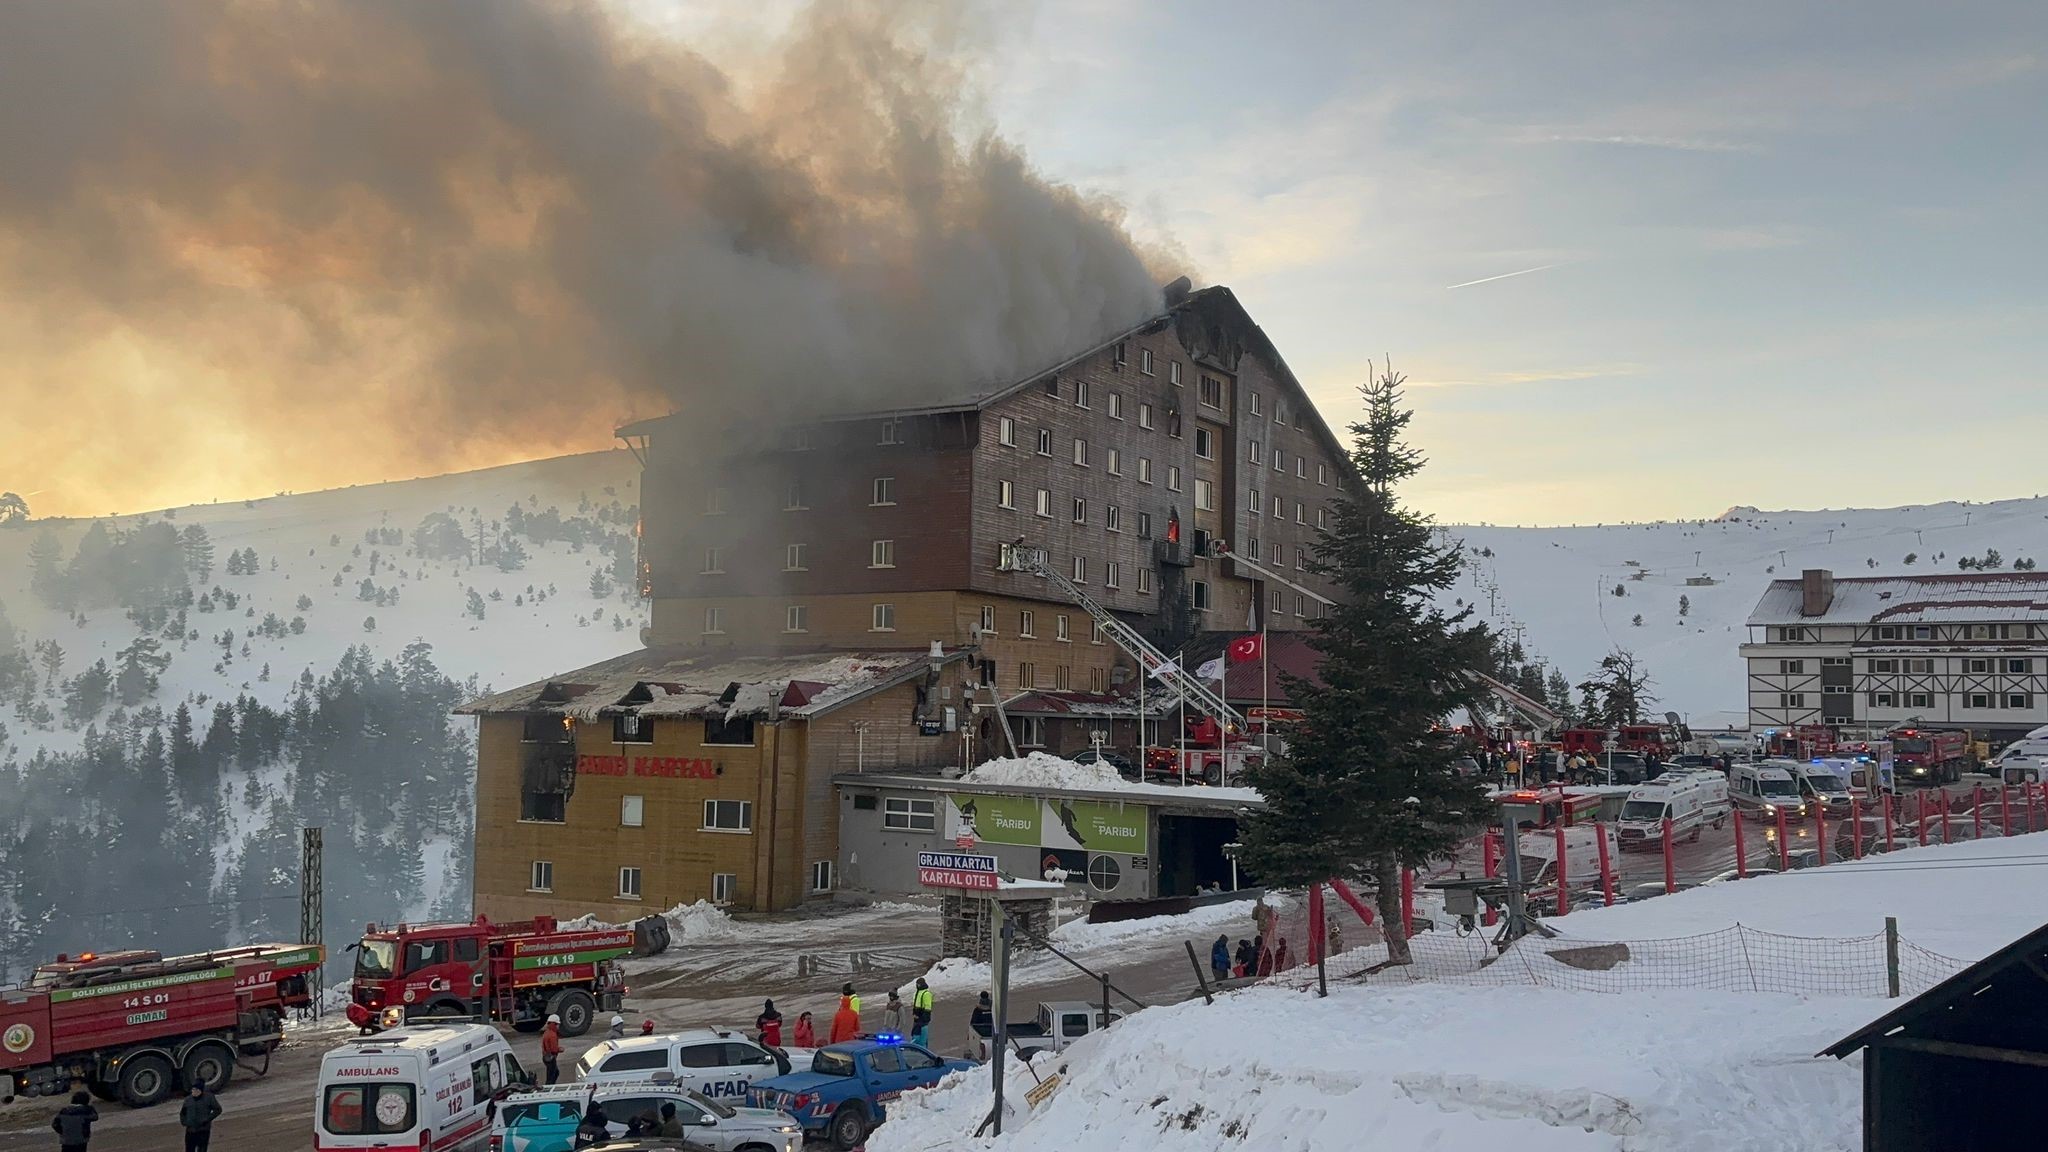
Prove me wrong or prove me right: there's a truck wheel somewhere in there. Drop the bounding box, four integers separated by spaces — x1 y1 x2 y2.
830 1103 869 1150
117 1052 176 1108
551 990 597 1037
86 1077 118 1102
182 1041 236 1093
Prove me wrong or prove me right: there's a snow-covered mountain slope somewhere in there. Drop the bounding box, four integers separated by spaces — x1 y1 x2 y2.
1441 497 2048 726
0 449 645 762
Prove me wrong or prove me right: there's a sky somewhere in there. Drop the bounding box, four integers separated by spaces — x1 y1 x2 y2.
5 0 2045 526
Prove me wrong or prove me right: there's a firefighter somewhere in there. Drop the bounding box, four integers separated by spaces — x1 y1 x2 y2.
607 1014 626 1040
829 992 860 1044
178 1082 223 1152
541 1013 564 1084
757 999 783 1046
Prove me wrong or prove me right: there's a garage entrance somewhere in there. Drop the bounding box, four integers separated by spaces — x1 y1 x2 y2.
1155 812 1245 896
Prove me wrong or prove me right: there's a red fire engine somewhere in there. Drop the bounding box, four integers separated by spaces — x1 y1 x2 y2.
1891 727 1973 786
1 943 323 1107
344 915 665 1037
1557 724 1682 758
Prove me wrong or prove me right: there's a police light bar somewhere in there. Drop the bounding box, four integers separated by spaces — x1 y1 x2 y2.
875 1032 904 1045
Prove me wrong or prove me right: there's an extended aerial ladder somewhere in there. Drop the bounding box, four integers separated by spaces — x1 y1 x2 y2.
996 544 1245 730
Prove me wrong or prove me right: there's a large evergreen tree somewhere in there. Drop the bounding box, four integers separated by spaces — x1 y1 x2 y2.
1240 367 1493 964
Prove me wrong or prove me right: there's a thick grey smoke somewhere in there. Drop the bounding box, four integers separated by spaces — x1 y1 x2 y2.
0 0 1165 513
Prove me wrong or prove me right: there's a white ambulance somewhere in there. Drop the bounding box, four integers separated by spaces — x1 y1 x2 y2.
316 1023 528 1152
1616 773 1730 849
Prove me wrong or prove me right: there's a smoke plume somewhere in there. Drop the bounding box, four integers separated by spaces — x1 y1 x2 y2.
0 0 1165 515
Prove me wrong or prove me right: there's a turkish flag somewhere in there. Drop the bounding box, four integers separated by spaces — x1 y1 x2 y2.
1227 634 1263 664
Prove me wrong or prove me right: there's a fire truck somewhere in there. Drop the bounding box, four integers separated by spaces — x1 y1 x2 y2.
1557 724 1685 759
344 914 667 1038
1891 727 1973 785
1 943 323 1107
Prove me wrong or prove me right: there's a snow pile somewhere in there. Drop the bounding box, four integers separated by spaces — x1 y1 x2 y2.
661 899 742 943
960 752 1126 791
870 983 1872 1152
1048 896 1280 952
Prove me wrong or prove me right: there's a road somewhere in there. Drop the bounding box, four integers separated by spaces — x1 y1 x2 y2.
0 902 1222 1152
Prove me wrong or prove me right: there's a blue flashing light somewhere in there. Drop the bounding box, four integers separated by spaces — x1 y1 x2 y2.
876 1032 904 1045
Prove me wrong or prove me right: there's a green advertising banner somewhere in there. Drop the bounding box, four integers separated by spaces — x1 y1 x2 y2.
951 793 1041 846
1049 799 1149 854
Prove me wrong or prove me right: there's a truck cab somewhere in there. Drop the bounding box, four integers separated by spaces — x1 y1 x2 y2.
745 1038 974 1150
1004 1001 1123 1059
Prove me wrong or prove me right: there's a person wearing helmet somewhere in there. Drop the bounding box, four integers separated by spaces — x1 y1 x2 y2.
640 1019 656 1036
608 1014 627 1040
541 1014 563 1084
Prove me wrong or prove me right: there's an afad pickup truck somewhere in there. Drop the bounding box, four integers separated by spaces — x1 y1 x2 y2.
745 1037 974 1150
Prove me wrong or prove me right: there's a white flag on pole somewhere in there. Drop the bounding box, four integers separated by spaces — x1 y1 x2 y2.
1148 655 1180 680
1195 657 1225 682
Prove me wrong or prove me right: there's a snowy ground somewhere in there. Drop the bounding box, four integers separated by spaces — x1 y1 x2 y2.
871 830 2048 1152
0 448 645 764
1439 495 2048 724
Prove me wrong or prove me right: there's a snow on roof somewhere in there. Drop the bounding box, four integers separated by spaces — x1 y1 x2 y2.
1747 572 2048 627
954 752 1264 804
460 646 963 722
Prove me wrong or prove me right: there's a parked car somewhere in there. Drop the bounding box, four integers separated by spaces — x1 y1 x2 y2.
577 1029 798 1102
747 1038 974 1150
1580 753 1650 785
1451 756 1483 778
1702 866 1780 885
1004 1001 1124 1060
1073 749 1137 778
1623 881 1694 902
493 1081 801 1152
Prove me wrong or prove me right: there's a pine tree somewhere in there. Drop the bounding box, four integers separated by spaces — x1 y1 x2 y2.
1578 650 1656 726
1240 367 1492 966
0 491 28 527
1677 594 1690 618
180 525 216 583
28 529 68 609
465 589 486 620
115 637 170 706
588 569 613 598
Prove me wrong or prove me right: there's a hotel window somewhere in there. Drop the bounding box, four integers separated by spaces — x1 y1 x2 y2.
1167 466 1182 491
618 867 642 899
1105 561 1120 588
712 873 738 905
1074 438 1089 467
999 417 1017 446
1317 507 1327 529
1113 342 1127 368
1821 657 1850 666
2011 694 2034 710
1191 580 1212 610
530 860 554 892
1969 693 1991 709
1107 448 1122 475
1136 511 1153 537
1870 692 1896 707
1272 449 1284 473
1194 427 1213 458
1909 692 1932 708
704 487 727 515
703 799 754 832
1295 593 1306 617
1016 715 1044 745
1056 615 1070 642
614 714 653 744
1317 463 1329 485
1072 497 1087 525
1905 659 1933 673
1194 479 1215 511
1109 392 1124 419
1169 361 1182 385
784 543 807 571
1249 440 1262 465
702 546 724 574
811 861 834 893
785 604 808 632
1295 501 1306 524
1036 428 1052 455
1779 693 1805 708
1870 659 1896 673
1138 403 1155 429
1249 391 1261 416
998 480 1015 509
1138 457 1153 484
1091 620 1105 644
1140 348 1154 375
1969 659 1989 673
979 604 996 634
1036 488 1052 517
1779 659 1804 674
870 539 896 568
1912 626 1932 640
1055 665 1071 690
1018 662 1037 690
1248 536 1261 560
1072 555 1088 583
2010 658 2034 673
1296 548 1307 569
871 477 896 505
1251 487 1262 514
784 479 806 510
1199 374 1223 408
1021 610 1036 638
1297 458 1307 478
1271 495 1283 518
871 603 896 631
1268 541 1283 564
1137 569 1154 594
1275 400 1288 425
1270 588 1284 612
1876 625 1899 640
702 606 725 635
1075 380 1091 408
1043 376 1059 396
1106 504 1121 532
1971 624 1991 640
879 418 902 445
1090 667 1106 692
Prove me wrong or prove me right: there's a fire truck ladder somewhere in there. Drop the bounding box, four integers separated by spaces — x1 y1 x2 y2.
997 544 1243 730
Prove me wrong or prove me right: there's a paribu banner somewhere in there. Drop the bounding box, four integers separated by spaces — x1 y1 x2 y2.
947 793 1149 854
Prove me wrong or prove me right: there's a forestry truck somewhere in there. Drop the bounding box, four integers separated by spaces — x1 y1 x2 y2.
344 914 668 1038
1891 727 1974 785
1 943 323 1108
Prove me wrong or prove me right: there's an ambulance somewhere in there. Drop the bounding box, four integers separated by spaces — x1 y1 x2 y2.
316 1023 528 1152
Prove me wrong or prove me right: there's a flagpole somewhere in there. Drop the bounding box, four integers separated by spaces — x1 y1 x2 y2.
1261 601 1269 738
1177 648 1187 788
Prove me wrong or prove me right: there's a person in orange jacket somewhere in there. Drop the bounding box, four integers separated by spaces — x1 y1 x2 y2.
829 994 861 1044
540 1014 564 1084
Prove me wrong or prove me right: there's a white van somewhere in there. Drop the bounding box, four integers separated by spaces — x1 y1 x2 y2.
575 1027 797 1102
1994 738 2048 769
316 1023 525 1152
1617 774 1729 849
1788 761 1855 816
1516 823 1618 890
1729 761 1806 821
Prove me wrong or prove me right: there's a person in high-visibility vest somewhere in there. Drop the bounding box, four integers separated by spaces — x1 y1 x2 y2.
910 978 934 1045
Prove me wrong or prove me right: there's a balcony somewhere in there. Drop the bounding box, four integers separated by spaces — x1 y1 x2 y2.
1154 538 1193 567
